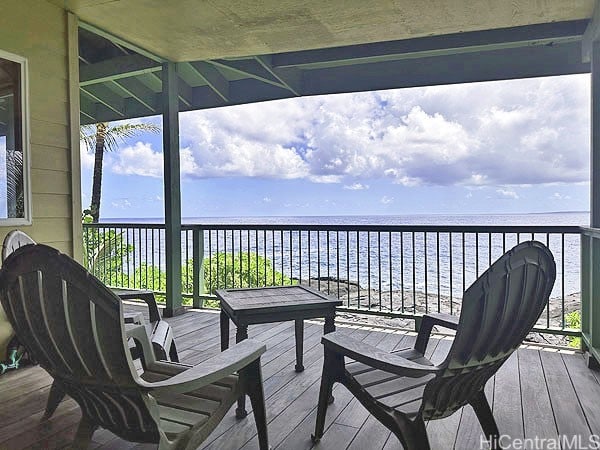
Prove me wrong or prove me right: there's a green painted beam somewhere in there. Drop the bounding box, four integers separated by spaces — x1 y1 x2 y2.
80 54 161 86
187 61 229 102
254 56 301 96
79 21 166 63
149 72 193 107
583 2 600 63
208 59 292 93
81 84 125 117
162 61 184 317
113 78 158 113
273 20 588 69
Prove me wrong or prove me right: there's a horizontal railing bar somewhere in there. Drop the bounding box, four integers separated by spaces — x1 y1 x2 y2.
87 222 582 234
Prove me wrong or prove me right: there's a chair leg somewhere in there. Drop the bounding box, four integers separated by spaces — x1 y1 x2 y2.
311 349 342 443
245 359 269 450
71 415 97 450
389 416 431 450
470 390 501 450
42 381 66 420
169 340 179 362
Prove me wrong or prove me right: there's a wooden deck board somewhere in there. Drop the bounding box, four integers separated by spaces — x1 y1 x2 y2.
0 307 598 450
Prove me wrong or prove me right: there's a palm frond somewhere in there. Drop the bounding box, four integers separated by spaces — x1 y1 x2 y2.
80 124 99 152
80 122 160 153
103 123 161 152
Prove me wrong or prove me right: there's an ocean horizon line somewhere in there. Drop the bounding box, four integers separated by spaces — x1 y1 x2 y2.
102 210 590 223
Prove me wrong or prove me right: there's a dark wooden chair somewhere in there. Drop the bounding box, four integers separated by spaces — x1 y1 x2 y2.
312 240 556 450
1 230 179 420
0 244 269 449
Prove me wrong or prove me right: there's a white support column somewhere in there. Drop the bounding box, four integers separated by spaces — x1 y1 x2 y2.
162 61 183 317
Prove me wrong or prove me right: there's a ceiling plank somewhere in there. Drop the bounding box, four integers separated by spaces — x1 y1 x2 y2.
187 61 229 102
80 54 161 86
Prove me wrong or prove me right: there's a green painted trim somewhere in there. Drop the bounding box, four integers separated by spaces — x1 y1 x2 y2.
80 54 161 86
78 21 166 63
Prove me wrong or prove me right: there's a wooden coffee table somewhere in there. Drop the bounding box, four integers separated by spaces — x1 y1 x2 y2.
216 285 342 417
217 285 342 370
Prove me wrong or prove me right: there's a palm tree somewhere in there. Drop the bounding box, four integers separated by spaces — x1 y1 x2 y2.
81 122 160 222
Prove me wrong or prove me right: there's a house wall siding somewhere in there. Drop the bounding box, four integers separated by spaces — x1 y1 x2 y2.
0 1 80 359
0 0 79 256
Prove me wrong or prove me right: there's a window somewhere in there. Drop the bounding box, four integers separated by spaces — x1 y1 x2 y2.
0 50 29 224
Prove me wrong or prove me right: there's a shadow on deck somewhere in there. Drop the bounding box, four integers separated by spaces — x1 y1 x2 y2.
0 305 599 449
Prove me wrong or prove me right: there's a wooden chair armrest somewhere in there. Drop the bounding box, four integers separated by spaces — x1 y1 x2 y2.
414 312 459 354
139 339 266 394
323 332 440 378
137 292 161 323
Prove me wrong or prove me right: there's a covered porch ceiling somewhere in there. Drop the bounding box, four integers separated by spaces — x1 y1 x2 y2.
73 0 595 125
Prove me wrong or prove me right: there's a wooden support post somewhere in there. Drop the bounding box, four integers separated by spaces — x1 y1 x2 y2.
192 227 205 308
162 62 184 317
585 38 600 366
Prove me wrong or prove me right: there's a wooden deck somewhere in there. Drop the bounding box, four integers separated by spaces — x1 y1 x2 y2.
1 306 599 450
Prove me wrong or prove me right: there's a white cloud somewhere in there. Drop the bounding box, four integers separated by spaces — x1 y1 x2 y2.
551 192 571 200
110 142 198 178
344 183 369 190
99 74 590 189
263 197 272 203
496 189 519 199
380 195 394 204
111 198 131 209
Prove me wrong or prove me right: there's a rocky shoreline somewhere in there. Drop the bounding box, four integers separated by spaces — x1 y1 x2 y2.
301 277 580 347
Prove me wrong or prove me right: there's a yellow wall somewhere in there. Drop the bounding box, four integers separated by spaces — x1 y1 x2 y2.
0 1 80 359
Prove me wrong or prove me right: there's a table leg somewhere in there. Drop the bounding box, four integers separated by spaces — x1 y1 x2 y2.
235 324 249 418
324 314 336 334
295 319 304 372
220 311 230 351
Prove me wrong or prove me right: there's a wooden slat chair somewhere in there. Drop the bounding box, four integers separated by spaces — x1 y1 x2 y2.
0 244 269 449
312 240 556 450
1 230 180 420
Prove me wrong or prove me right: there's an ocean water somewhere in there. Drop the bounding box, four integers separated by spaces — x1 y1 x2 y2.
103 212 587 300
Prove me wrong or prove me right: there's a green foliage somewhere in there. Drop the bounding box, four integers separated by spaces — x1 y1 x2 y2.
133 263 167 292
81 233 292 309
204 252 295 295
83 228 132 287
565 310 581 349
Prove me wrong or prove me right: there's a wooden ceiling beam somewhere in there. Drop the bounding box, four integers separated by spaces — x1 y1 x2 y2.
187 61 229 102
80 54 161 86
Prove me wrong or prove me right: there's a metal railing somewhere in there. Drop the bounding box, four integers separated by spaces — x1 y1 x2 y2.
83 223 582 336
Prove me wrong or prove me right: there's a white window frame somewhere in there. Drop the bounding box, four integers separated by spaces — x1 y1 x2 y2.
0 49 31 226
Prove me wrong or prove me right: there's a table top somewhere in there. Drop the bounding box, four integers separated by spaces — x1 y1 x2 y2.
216 285 342 314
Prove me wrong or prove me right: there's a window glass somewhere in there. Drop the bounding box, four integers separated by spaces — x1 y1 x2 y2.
0 55 26 220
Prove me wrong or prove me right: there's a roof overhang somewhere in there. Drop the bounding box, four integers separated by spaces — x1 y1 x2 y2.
65 1 594 124
64 0 593 61
78 18 591 125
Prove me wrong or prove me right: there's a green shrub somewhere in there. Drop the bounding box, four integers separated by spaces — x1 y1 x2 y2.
203 252 295 294
565 310 581 349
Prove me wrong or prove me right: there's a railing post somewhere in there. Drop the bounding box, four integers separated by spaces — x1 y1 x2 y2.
193 227 205 308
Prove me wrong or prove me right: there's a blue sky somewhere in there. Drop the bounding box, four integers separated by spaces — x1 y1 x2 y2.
80 74 591 219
